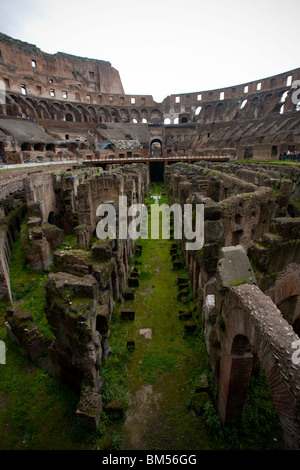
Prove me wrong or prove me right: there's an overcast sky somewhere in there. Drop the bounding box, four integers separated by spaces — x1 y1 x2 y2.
0 0 299 102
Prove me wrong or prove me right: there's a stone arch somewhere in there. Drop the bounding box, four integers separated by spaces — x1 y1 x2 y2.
76 105 89 122
119 108 130 122
266 264 300 330
67 142 78 153
46 143 55 152
21 142 32 151
48 211 55 224
218 284 300 449
87 105 97 122
150 108 163 124
78 142 88 150
24 97 38 118
5 95 19 116
214 103 225 121
0 140 6 162
130 109 140 123
52 101 63 111
34 142 44 151
204 104 213 123
98 106 110 123
8 94 23 116
65 112 74 122
150 138 162 157
37 100 52 119
140 109 149 122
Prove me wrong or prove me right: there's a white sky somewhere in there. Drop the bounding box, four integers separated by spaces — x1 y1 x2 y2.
0 0 299 103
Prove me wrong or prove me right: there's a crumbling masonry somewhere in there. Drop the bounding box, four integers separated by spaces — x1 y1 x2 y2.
0 32 300 448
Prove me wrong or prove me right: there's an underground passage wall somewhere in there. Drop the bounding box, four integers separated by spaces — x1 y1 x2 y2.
164 161 300 449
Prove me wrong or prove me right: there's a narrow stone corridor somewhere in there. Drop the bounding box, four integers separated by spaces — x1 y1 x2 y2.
110 183 212 450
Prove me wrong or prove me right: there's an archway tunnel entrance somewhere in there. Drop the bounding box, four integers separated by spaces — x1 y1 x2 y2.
150 139 162 157
149 161 164 182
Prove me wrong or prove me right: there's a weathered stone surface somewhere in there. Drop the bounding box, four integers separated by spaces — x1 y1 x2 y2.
5 306 50 363
92 240 113 261
76 383 102 431
216 245 256 289
204 219 224 243
139 328 152 339
41 222 65 249
53 248 94 277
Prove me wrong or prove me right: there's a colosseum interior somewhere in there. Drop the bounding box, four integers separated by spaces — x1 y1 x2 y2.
0 32 300 451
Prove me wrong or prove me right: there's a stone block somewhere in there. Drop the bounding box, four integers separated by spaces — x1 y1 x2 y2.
76 384 102 431
139 328 152 339
42 222 65 249
92 240 113 261
54 249 93 276
216 245 256 289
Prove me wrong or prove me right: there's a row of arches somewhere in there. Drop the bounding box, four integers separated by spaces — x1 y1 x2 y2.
193 89 297 124
4 94 164 124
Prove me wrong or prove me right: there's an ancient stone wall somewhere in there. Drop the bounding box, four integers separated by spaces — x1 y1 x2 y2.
1 33 299 165
165 161 300 449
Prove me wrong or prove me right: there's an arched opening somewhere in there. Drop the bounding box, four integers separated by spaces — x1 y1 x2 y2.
180 117 188 123
232 229 244 245
0 141 6 162
78 142 88 150
164 118 171 124
150 139 162 157
48 211 55 225
34 143 44 151
46 143 55 152
21 142 31 151
219 334 253 424
65 113 73 122
67 143 77 153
